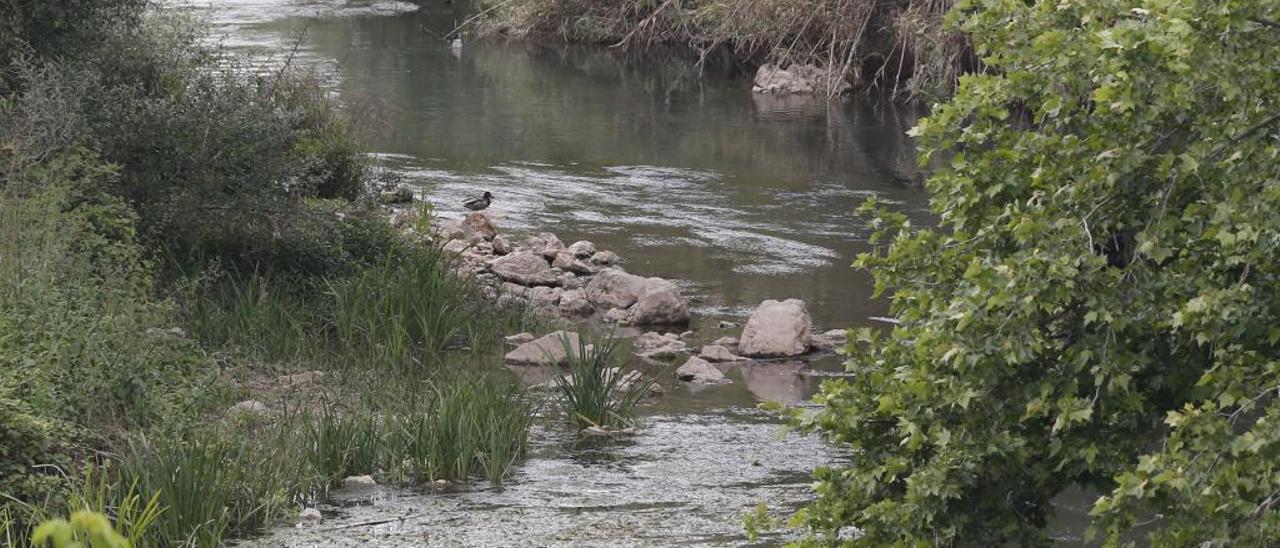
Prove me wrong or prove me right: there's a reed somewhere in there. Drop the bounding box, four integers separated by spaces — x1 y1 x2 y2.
552 335 651 429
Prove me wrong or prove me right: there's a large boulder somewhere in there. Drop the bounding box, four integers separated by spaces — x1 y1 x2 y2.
462 212 497 241
675 357 725 384
585 269 649 309
631 278 690 325
504 331 585 366
739 299 812 358
492 252 558 287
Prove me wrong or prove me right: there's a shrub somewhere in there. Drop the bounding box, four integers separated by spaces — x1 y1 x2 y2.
790 0 1280 545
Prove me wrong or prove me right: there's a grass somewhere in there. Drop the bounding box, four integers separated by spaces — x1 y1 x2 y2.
552 335 653 430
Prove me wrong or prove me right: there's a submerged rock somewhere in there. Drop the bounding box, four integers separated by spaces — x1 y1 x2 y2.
590 250 621 266
585 269 649 309
492 252 558 287
504 331 585 366
809 328 848 352
631 278 690 325
739 299 812 358
752 63 851 96
634 332 691 361
711 336 739 347
699 345 748 363
676 357 725 384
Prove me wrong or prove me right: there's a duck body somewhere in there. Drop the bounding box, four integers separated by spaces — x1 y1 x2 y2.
463 191 492 211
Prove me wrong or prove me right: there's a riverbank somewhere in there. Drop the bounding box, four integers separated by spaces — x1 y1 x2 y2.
475 0 973 98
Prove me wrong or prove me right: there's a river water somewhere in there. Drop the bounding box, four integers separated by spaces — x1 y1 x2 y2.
175 1 1100 545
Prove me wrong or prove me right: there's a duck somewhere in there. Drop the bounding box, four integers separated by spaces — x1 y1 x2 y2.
462 191 492 211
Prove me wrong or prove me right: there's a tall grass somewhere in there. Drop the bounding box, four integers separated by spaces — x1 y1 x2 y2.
552 335 652 430
395 374 533 483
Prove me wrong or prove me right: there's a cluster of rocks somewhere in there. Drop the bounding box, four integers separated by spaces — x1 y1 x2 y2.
429 212 691 326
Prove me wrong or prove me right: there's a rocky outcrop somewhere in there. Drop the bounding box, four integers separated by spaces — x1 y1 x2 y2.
676 357 725 383
631 278 690 325
585 269 649 309
739 299 812 358
504 331 585 366
753 63 851 96
492 252 558 287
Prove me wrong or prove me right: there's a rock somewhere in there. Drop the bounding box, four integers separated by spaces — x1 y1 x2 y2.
590 250 621 266
504 331 585 366
631 278 690 325
567 240 597 258
501 282 529 297
442 239 470 256
558 289 594 317
680 330 694 339
491 235 511 255
675 357 726 383
739 299 812 358
342 475 377 489
505 333 536 345
647 382 665 396
634 332 691 361
379 186 414 204
435 219 466 241
298 508 323 524
227 400 268 419
557 272 581 288
492 252 558 286
712 336 739 347
717 321 737 329
699 345 748 362
752 63 851 95
537 232 565 260
585 269 649 309
810 328 848 352
528 287 563 310
277 371 324 387
552 252 595 275
462 212 497 241
602 308 632 325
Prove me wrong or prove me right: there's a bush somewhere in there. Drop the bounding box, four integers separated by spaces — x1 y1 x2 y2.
789 1 1280 545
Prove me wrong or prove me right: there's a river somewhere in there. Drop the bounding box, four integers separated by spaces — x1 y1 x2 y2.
174 1 1100 545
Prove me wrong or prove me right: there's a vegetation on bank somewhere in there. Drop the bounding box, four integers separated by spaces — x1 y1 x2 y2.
786 0 1280 545
479 0 970 98
1 2 538 546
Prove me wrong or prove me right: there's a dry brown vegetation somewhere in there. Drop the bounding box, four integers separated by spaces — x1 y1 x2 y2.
481 0 973 98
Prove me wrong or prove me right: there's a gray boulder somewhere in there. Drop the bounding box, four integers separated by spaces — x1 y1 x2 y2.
739 299 812 358
631 278 690 325
675 357 726 384
504 331 585 366
492 252 558 286
567 240 597 258
585 269 648 309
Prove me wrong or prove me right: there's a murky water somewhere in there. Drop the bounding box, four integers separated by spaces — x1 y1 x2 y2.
175 1 1102 545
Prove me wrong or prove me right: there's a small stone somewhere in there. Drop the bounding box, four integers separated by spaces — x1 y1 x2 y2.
647 382 665 396
567 240 597 258
602 307 632 325
505 333 536 345
699 345 748 362
717 321 737 329
491 235 511 255
504 331 585 366
298 508 323 524
342 475 377 489
590 250 621 266
442 239 470 256
559 289 594 317
712 336 739 347
680 330 695 339
227 400 268 419
461 212 497 241
582 426 611 437
538 233 565 260
675 357 726 383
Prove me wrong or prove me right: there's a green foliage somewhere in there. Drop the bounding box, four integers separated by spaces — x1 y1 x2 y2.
0 0 146 70
790 0 1280 545
552 335 651 430
30 510 129 548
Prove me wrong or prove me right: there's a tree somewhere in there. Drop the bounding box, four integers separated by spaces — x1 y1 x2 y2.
789 0 1280 545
